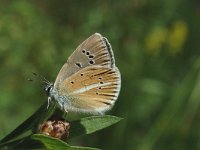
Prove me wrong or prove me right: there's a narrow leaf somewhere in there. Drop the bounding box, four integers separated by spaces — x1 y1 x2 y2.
0 101 56 143
0 136 43 150
32 134 100 150
70 115 122 138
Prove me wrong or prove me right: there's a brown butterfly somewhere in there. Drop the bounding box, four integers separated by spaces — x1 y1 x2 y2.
44 33 121 114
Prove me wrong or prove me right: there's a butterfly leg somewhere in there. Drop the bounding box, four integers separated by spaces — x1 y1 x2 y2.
62 102 68 113
63 111 68 120
62 102 68 120
47 96 51 109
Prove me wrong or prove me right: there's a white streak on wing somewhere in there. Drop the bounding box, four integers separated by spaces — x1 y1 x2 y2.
70 82 112 95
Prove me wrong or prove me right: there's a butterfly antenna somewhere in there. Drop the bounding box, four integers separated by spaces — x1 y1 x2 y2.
27 78 34 82
31 72 51 85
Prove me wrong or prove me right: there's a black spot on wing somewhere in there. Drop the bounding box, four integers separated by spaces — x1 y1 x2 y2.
89 60 95 65
102 101 111 105
76 62 82 68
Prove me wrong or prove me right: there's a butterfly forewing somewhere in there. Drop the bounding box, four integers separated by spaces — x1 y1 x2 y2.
57 65 121 114
54 33 115 89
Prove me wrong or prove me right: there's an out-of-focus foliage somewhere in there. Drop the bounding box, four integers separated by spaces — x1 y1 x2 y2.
0 0 199 149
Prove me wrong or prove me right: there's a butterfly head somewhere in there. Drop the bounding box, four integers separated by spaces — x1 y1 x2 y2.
44 82 53 96
30 72 54 96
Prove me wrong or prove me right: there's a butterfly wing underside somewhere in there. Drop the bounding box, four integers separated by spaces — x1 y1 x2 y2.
52 33 121 114
57 66 120 114
54 33 115 89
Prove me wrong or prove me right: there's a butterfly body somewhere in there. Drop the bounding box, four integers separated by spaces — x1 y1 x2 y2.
45 33 121 114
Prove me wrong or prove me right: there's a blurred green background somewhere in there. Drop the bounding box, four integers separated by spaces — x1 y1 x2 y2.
0 0 200 149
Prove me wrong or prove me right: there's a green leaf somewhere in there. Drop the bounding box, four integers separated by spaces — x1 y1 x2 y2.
0 101 56 144
70 115 122 138
0 135 43 150
32 134 100 150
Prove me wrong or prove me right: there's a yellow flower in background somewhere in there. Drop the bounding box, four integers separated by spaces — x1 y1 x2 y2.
168 21 188 55
145 27 168 55
145 21 188 56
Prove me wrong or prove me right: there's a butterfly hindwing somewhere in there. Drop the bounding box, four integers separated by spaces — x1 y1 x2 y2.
56 65 121 114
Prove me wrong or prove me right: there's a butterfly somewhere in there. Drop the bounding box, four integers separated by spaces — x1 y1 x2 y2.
44 33 121 114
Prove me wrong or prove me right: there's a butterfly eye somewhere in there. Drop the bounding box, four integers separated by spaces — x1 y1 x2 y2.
71 81 74 84
44 84 53 96
80 73 83 76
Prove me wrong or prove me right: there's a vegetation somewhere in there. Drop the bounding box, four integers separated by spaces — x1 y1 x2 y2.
0 0 199 149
